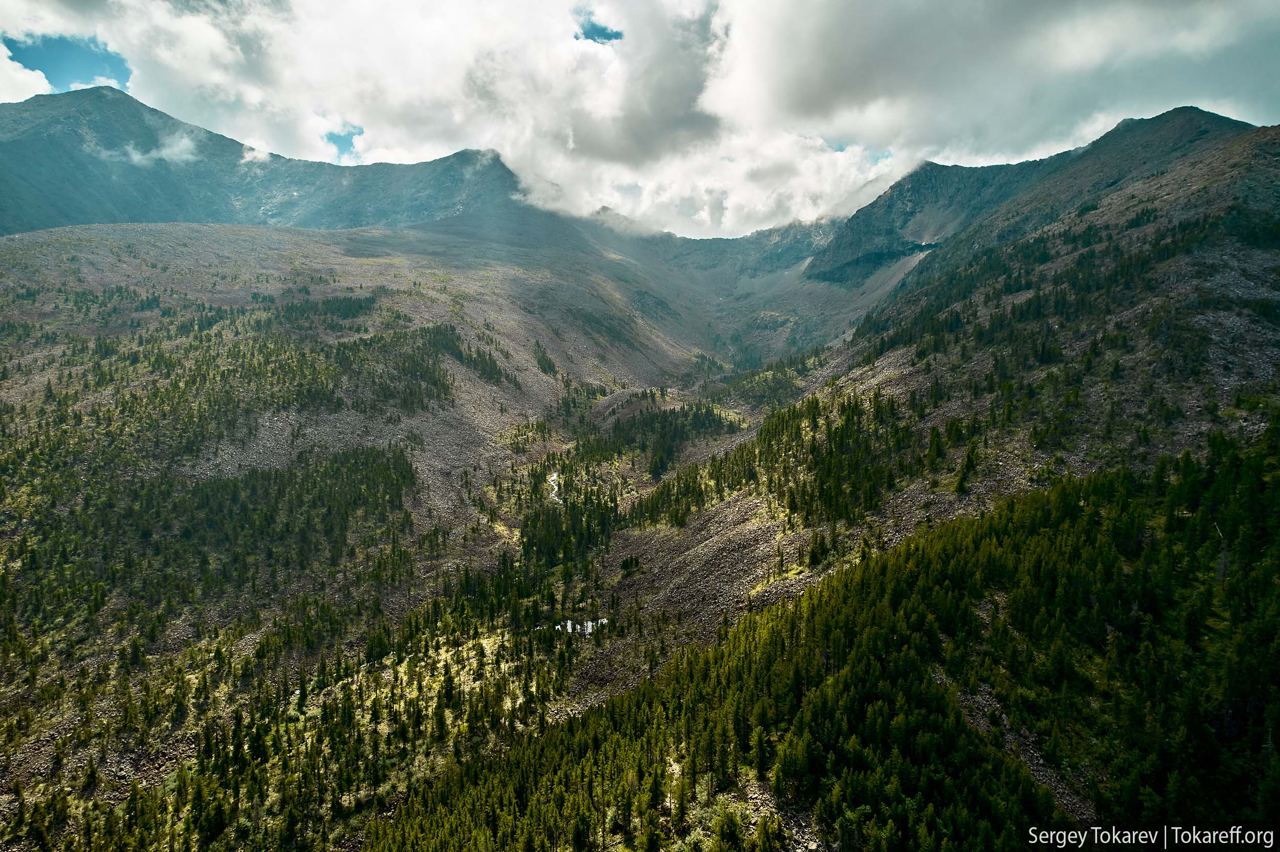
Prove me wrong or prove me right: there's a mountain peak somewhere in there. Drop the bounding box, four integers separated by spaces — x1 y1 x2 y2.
1150 104 1251 124
0 88 528 233
19 84 151 117
443 147 517 178
1092 105 1253 151
56 84 129 98
805 103 1257 287
19 84 131 106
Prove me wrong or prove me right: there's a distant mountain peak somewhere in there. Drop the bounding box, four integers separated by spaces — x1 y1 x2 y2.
22 84 158 118
804 103 1257 287
0 88 524 234
588 205 660 236
1147 104 1251 124
1090 105 1253 151
445 147 506 166
24 84 131 105
62 83 128 97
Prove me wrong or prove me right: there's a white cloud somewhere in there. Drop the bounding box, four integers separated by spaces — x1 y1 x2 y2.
69 76 124 91
92 130 200 166
1 0 1278 235
699 0 1280 156
240 143 270 164
0 40 52 102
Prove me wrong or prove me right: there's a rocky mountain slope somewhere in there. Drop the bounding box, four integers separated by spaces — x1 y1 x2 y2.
0 89 1276 850
805 107 1255 293
0 87 523 234
0 88 859 362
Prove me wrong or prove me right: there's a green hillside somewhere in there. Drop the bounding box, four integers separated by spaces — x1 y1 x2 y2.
361 420 1280 850
0 87 1277 851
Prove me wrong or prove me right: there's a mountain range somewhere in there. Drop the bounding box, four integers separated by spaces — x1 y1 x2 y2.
0 87 1277 850
0 86 522 233
3 88 1271 352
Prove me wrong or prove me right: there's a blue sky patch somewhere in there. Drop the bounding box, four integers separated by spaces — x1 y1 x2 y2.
822 137 894 163
574 9 623 44
2 35 131 91
325 125 364 159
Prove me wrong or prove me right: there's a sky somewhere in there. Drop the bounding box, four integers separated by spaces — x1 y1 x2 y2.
1 1 1278 237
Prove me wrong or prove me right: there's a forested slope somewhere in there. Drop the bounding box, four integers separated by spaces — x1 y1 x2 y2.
1 91 1277 851
371 420 1280 851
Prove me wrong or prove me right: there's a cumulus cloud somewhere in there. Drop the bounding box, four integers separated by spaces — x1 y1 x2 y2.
0 40 51 101
1 0 1278 235
702 0 1280 158
69 75 123 91
240 143 270 164
93 130 200 166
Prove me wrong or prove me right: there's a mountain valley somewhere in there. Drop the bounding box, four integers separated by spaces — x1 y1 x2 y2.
0 88 1277 851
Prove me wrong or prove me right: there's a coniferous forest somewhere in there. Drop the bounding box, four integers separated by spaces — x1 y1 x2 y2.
0 81 1278 852
371 422 1280 851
